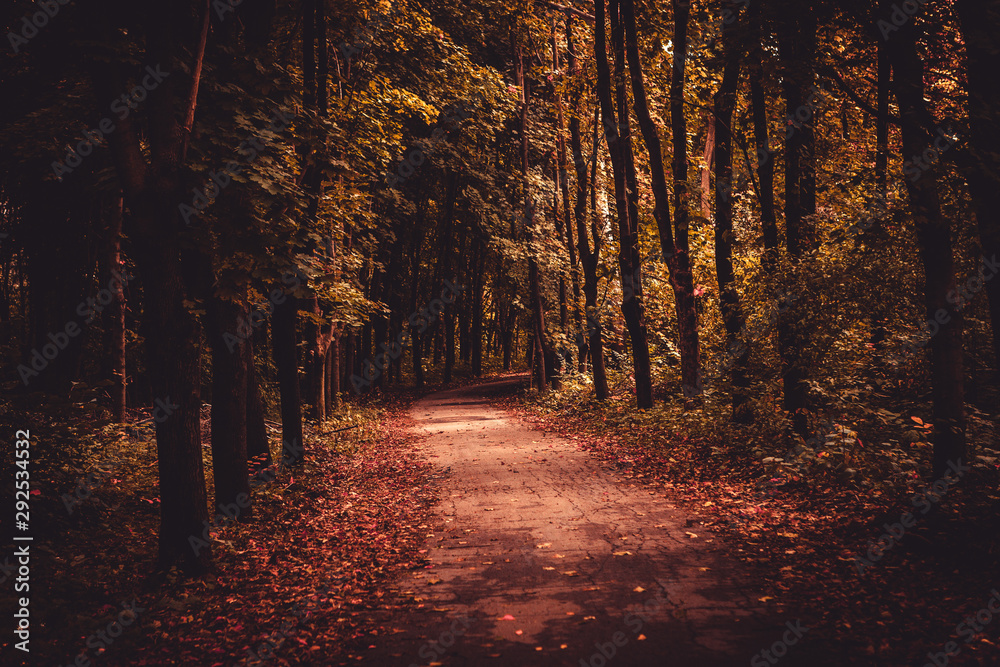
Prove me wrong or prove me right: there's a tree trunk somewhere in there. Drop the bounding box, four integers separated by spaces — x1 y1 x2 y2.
622 0 701 399
749 0 778 275
712 6 752 422
93 0 213 572
701 114 715 219
885 15 966 479
956 0 1000 373
776 2 818 437
101 192 127 423
246 333 271 473
519 46 551 392
598 0 653 407
557 22 587 373
472 240 485 376
272 295 304 466
328 334 341 410
206 294 252 520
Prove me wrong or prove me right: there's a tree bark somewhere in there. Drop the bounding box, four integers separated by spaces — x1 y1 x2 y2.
246 333 272 473
272 295 304 466
622 0 701 399
93 0 213 572
956 0 1000 373
712 7 752 423
206 294 252 520
885 15 966 479
600 0 653 407
101 191 127 423
776 1 818 437
519 46 551 393
749 0 778 275
568 22 609 397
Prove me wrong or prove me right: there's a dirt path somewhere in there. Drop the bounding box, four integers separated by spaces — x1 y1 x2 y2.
360 378 821 666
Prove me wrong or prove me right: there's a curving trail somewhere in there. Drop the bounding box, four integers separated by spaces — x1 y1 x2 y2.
360 378 822 666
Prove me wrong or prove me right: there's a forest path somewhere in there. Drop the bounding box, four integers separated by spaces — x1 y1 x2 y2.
358 377 817 666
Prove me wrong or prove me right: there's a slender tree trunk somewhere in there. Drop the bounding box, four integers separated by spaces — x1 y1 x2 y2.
885 15 966 479
206 294 252 519
622 0 701 399
956 0 1000 372
585 109 611 399
246 334 271 472
272 295 304 465
599 0 653 407
776 2 818 437
519 46 551 392
501 303 514 371
701 113 715 219
749 0 778 275
344 332 357 393
712 8 752 423
101 192 127 422
304 294 326 421
568 21 608 396
328 334 341 410
557 22 587 372
472 240 485 376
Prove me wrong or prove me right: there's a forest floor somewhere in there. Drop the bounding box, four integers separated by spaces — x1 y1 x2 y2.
352 376 832 666
4 373 998 666
0 393 440 667
496 376 1000 667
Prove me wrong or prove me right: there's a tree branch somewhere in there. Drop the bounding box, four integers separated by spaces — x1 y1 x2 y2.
538 1 595 23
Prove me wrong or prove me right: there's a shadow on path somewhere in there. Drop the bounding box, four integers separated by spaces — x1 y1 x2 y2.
355 378 831 666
